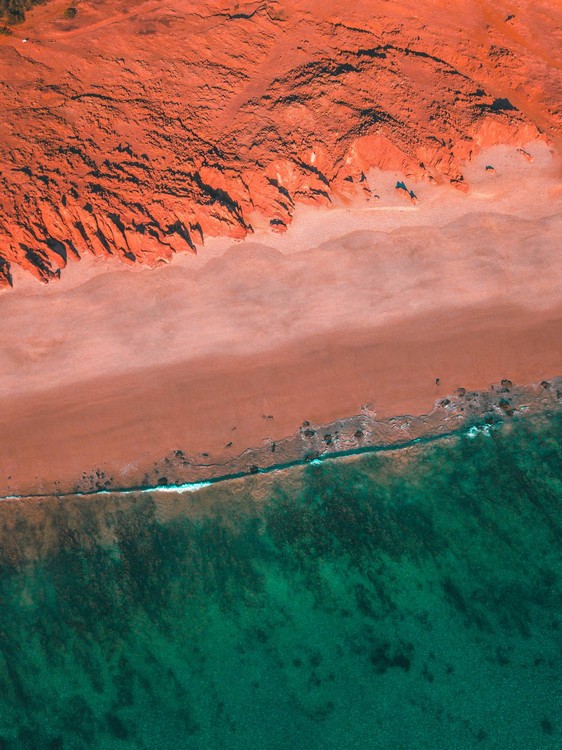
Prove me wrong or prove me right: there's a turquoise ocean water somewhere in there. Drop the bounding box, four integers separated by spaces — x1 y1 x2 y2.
0 413 561 748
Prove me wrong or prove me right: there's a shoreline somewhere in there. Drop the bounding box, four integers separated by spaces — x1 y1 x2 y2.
0 428 483 501
0 377 560 501
1 365 560 498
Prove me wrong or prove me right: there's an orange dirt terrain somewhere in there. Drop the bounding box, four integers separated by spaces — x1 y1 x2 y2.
0 0 561 285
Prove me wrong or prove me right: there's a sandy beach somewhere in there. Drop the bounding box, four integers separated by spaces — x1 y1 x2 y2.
0 143 561 495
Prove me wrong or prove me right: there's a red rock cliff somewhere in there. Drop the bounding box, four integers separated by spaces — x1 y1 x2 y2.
0 0 560 285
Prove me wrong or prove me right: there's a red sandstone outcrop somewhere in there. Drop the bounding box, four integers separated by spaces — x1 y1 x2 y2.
0 0 560 285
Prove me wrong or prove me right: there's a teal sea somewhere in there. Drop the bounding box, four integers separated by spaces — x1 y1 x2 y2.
0 413 561 749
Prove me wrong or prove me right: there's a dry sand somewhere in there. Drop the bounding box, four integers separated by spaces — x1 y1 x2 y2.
0 144 561 494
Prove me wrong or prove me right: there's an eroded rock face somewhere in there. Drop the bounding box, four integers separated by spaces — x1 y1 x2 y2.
0 0 560 285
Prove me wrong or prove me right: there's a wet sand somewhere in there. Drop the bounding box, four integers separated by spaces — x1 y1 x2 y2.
0 144 561 494
1 303 561 495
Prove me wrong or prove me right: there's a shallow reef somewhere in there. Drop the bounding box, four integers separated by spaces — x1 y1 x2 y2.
0 413 561 748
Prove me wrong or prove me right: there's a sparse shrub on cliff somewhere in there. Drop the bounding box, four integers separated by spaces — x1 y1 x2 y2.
0 22 13 33
0 0 44 24
63 5 76 18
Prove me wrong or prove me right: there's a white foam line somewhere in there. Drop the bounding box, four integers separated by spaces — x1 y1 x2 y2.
93 481 214 496
466 424 493 439
1 480 213 501
0 419 506 501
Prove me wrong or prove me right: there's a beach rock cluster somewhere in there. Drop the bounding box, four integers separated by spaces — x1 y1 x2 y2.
0 0 559 285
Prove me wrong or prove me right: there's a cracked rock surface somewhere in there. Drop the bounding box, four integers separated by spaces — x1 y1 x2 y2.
0 0 560 285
